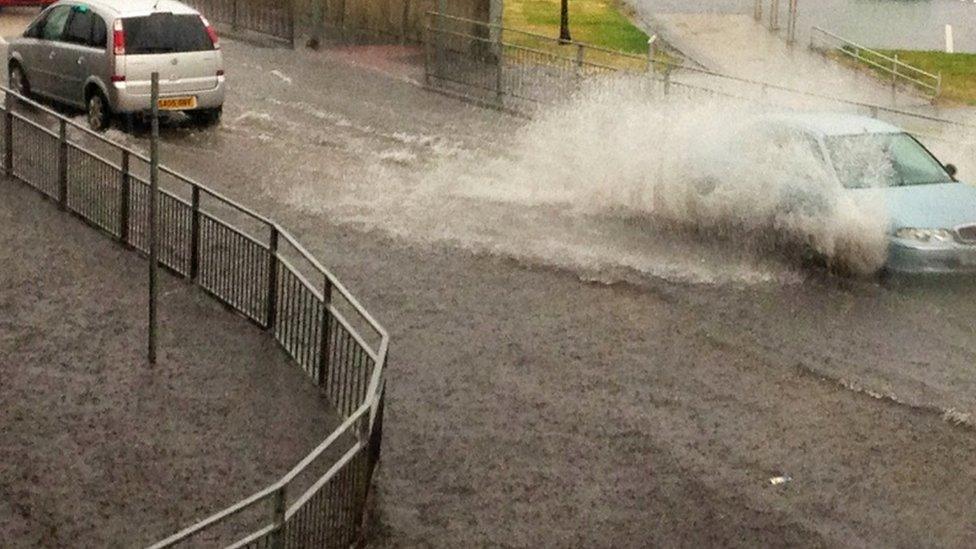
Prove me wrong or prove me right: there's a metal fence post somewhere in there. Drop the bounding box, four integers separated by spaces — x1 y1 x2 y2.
663 65 672 95
119 150 130 243
434 12 444 81
57 119 67 210
232 0 239 30
288 0 296 48
271 486 286 549
787 0 798 45
754 0 762 22
936 72 942 98
495 27 505 105
189 185 201 280
265 226 279 330
769 0 779 30
574 43 584 83
317 277 333 386
4 92 12 177
891 53 898 105
424 23 432 86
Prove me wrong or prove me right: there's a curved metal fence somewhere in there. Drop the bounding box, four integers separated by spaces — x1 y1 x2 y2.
0 87 388 548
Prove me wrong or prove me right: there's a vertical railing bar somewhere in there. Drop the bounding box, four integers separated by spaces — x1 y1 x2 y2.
3 92 12 177
57 119 67 210
271 485 286 549
317 279 334 387
266 226 279 330
340 331 352 416
190 185 200 279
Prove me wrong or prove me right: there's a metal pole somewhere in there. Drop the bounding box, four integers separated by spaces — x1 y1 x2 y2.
769 0 779 31
306 0 323 49
148 72 160 365
754 0 762 22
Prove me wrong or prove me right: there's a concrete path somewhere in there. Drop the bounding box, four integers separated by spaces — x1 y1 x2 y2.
645 13 933 109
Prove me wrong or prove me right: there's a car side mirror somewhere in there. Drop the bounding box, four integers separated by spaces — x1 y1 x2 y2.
946 163 958 179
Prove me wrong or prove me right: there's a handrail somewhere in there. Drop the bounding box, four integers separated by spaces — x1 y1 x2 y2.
285 442 364 518
809 26 941 96
812 26 939 80
145 485 279 549
148 401 374 548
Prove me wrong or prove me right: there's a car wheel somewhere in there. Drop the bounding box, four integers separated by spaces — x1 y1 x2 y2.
86 92 111 132
9 64 29 98
189 106 222 127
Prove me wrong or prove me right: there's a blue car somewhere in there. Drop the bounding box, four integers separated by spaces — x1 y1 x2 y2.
757 113 976 274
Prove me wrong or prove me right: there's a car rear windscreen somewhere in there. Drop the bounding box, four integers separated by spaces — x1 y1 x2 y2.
124 13 213 54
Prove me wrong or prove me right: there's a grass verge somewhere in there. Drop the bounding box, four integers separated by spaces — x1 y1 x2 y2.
502 0 671 71
829 47 976 105
504 0 649 53
878 50 976 105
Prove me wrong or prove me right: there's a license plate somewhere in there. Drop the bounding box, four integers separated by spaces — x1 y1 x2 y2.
157 96 197 110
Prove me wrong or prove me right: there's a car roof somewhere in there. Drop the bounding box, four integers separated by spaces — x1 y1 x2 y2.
61 0 199 17
759 112 903 138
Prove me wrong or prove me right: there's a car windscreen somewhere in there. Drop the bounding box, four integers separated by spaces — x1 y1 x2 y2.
825 132 953 188
123 13 213 54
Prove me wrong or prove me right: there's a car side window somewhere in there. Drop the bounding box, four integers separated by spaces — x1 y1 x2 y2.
41 5 72 41
24 10 51 39
90 16 107 48
63 9 95 46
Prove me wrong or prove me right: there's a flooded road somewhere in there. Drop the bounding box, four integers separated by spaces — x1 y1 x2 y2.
2 14 976 545
632 0 976 52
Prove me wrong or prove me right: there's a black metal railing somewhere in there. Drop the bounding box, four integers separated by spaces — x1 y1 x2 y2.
184 0 296 46
0 87 388 548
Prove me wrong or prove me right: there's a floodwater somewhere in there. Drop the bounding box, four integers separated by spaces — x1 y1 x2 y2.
634 0 976 52
2 11 976 546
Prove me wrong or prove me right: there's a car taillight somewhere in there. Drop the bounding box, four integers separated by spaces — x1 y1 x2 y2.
113 19 125 55
201 16 220 49
216 69 225 77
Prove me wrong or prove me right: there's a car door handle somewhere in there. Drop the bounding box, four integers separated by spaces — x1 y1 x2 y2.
77 57 84 65
48 52 55 60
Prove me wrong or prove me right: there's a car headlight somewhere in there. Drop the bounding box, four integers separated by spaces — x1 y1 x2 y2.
894 228 955 243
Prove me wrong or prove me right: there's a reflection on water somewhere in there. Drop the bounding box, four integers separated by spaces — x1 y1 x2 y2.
636 0 976 52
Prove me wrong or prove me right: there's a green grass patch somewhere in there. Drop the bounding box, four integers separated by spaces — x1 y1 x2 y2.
878 50 976 105
505 0 649 54
501 0 677 72
831 47 976 105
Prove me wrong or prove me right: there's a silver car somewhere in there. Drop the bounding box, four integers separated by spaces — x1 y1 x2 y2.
748 113 976 274
7 0 225 130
